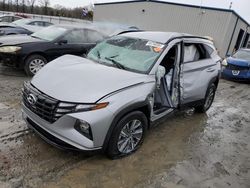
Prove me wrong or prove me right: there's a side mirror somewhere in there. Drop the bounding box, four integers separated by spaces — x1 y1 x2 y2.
58 39 68 45
156 65 166 89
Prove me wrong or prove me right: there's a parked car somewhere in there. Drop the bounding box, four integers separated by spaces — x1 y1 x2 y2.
22 31 221 158
0 18 53 36
0 24 107 75
221 48 250 81
0 15 23 23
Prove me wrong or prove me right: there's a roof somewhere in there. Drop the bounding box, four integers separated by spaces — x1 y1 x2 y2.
95 0 249 26
121 31 203 43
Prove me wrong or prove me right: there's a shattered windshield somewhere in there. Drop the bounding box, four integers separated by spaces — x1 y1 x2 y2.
87 36 165 73
233 50 250 61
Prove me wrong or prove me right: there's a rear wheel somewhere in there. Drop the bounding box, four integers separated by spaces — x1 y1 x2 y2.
195 83 216 113
106 111 147 159
24 54 47 76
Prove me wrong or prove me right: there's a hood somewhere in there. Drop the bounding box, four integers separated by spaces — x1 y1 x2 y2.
0 35 43 46
31 55 149 103
228 57 250 67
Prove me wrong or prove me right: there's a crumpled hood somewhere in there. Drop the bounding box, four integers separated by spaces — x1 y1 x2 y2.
0 35 43 46
31 55 149 103
228 57 250 67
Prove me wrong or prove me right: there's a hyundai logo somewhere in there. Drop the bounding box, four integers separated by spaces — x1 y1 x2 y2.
27 93 37 106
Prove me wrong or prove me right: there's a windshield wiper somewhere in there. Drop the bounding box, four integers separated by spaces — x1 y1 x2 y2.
105 57 126 70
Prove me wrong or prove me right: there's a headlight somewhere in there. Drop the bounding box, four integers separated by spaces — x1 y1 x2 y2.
221 59 228 66
57 102 109 113
0 46 22 53
75 102 109 112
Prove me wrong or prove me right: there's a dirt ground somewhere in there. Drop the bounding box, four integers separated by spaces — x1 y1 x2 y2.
0 65 249 188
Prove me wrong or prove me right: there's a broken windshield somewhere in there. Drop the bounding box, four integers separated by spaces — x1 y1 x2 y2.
87 36 165 73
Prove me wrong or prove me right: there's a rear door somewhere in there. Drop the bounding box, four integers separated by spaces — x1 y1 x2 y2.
180 39 218 105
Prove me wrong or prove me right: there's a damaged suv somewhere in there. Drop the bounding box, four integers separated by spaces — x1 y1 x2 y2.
22 31 221 158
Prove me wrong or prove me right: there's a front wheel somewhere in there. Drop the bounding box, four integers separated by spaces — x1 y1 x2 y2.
24 54 47 76
195 83 216 113
106 111 148 159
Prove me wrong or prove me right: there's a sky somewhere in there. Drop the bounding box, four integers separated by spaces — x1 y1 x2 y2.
50 0 250 23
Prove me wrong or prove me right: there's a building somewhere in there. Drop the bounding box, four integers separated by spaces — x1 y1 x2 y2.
94 0 250 57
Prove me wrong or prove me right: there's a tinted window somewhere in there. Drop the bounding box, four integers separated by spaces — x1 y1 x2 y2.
29 21 44 26
32 26 67 41
63 30 86 44
86 29 104 43
184 43 210 63
204 44 214 55
0 16 11 22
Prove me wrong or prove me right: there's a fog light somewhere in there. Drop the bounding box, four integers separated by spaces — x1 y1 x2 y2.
74 120 93 140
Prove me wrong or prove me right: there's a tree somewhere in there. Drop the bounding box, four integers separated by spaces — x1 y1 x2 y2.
15 0 19 11
29 0 36 14
39 0 49 15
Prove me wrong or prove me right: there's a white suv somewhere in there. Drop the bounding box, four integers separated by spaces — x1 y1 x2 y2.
22 31 221 158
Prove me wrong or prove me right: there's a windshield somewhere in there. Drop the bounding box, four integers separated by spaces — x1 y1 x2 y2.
87 36 165 73
31 26 68 41
12 19 30 25
233 50 250 61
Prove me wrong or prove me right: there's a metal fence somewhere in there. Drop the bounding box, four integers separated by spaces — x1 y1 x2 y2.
0 11 91 24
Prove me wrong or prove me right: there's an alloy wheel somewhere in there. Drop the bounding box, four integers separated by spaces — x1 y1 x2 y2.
29 59 46 75
117 119 143 154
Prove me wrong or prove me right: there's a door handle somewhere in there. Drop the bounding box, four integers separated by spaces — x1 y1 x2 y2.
207 68 215 72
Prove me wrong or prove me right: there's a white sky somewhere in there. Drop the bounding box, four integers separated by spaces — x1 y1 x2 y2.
50 0 250 23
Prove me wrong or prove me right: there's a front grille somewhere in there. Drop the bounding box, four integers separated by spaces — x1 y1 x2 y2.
23 83 59 123
22 82 79 123
227 63 249 71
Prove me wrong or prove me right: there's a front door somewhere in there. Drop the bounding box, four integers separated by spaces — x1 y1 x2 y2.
151 42 182 121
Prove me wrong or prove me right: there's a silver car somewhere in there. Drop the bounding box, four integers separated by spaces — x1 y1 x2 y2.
22 31 221 158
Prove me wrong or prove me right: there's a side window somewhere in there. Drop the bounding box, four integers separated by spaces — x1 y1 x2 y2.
29 21 43 26
184 43 210 63
63 30 86 44
1 16 10 22
86 29 104 43
160 45 178 74
44 22 52 27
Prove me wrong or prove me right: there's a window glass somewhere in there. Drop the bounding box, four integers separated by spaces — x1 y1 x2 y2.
233 50 250 61
86 30 104 43
184 43 210 63
32 26 67 41
204 44 214 55
1 16 11 22
87 36 165 73
63 30 86 44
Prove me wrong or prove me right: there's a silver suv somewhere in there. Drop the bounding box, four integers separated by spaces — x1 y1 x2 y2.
22 31 221 158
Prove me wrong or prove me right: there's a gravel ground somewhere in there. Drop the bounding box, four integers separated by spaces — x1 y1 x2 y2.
0 65 249 188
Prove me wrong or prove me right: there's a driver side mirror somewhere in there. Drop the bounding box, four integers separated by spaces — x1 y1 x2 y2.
58 39 68 45
156 65 166 89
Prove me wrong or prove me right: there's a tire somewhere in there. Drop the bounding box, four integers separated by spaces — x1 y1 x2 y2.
24 54 47 76
106 111 148 159
195 83 216 113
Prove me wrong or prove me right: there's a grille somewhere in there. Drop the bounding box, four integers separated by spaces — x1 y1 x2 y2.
23 83 59 123
22 83 77 123
227 63 249 71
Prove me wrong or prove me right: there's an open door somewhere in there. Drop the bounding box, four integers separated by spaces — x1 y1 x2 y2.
151 43 182 121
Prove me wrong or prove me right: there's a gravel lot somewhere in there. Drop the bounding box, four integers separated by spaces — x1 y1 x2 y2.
0 65 249 188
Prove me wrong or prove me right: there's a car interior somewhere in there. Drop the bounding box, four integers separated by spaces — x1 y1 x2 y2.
153 45 178 114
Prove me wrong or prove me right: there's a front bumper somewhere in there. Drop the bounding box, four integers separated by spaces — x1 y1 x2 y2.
221 67 250 81
22 103 114 151
0 53 24 68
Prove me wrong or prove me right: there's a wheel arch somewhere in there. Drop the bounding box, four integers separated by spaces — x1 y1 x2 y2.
102 101 151 152
20 52 48 69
